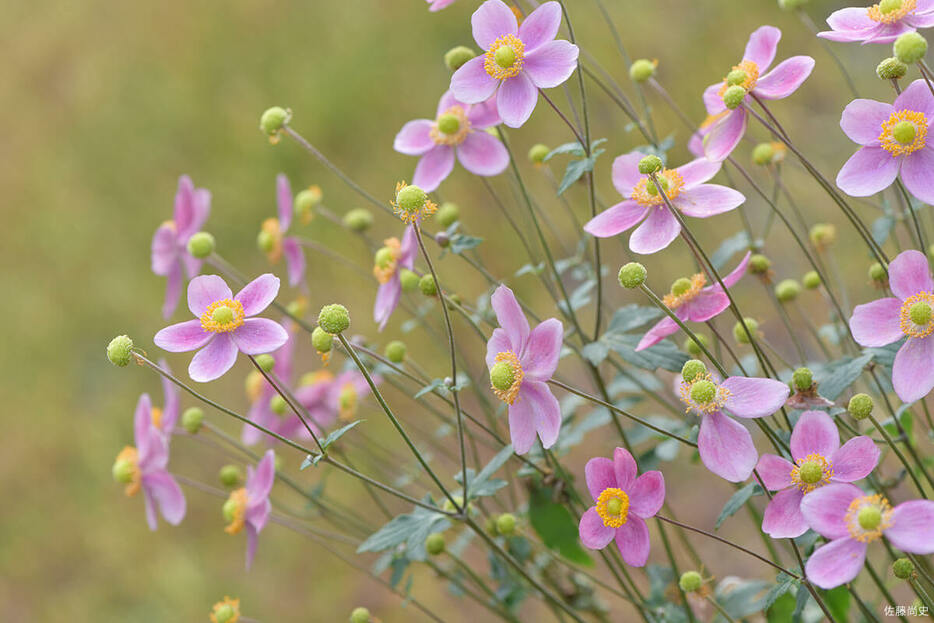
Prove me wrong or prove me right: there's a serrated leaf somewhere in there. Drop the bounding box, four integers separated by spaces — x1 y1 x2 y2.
581 341 610 366
544 141 586 160
358 503 450 562
414 378 445 399
716 483 764 529
557 157 595 194
763 572 799 611
528 485 593 566
817 353 873 401
606 304 662 333
605 332 688 372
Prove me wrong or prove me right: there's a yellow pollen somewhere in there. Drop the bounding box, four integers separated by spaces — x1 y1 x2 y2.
718 60 760 97
301 369 334 387
662 273 706 309
845 494 893 543
631 169 685 207
116 446 141 497
391 181 438 225
485 34 525 80
373 238 401 284
596 487 630 528
151 406 164 430
161 219 177 232
789 453 834 493
491 351 524 405
700 111 729 130
261 217 283 263
868 0 915 22
200 299 246 333
899 292 934 338
224 488 248 535
210 597 241 623
879 109 928 156
430 105 472 147
679 372 731 414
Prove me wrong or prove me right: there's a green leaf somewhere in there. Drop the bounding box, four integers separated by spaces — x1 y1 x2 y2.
711 231 751 271
817 353 873 401
449 233 483 255
606 304 662 333
357 503 450 562
763 572 798 612
716 483 764 529
302 421 365 468
714 578 771 620
544 141 586 160
604 332 688 372
556 156 595 194
822 586 850 622
767 592 797 623
528 485 593 566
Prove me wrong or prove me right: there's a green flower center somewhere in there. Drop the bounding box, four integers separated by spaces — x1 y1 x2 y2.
726 69 747 86
606 497 623 516
645 175 670 197
212 305 235 325
858 505 882 531
112 458 134 484
222 497 238 523
909 301 933 325
437 113 461 135
880 0 903 13
490 361 516 392
269 395 287 415
495 45 516 68
893 120 917 144
670 277 693 297
396 185 427 213
374 246 394 270
690 380 717 404
798 461 823 484
214 605 235 623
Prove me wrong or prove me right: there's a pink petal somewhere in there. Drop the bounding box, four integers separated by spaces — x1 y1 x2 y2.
757 454 794 490
394 120 435 156
762 487 808 539
491 285 530 351
683 291 729 322
628 471 665 519
182 253 202 280
235 273 280 316
188 274 232 317
889 249 934 300
840 99 893 146
753 56 814 100
629 206 681 255
172 176 196 238
721 376 790 418
450 56 498 104
743 25 781 72
514 380 561 450
245 525 259 570
521 318 562 380
613 447 637 491
831 436 880 482
276 174 292 231
282 238 305 287
635 315 680 351
675 158 721 187
824 7 877 35
674 184 745 218
497 73 538 128
790 410 840 461
836 147 898 197
583 200 648 238
457 131 509 177
895 79 934 118
134 393 155 462
615 515 650 567
159 361 180 431
466 97 501 129
142 470 186 526
805 538 867 589
611 152 648 197
698 411 757 482
688 129 705 157
190 187 211 235
151 224 177 276
849 298 904 347
428 0 458 11
374 279 402 332
162 262 184 320
154 319 212 353
189 334 238 383
399 225 418 267
908 10 934 27
507 397 537 455
704 108 747 163
518 1 561 52
523 40 579 89
887 500 934 553
472 0 518 50
579 507 615 549
232 318 288 355
485 327 513 369
702 83 727 116
893 336 934 403
248 450 276 501
901 146 934 206
799 483 862 539
585 457 616 501
413 146 455 192
722 251 751 289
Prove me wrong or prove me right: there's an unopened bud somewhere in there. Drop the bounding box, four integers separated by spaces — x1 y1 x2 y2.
187 232 215 259
444 46 476 71
318 304 350 334
182 407 204 434
343 208 373 232
848 393 874 420
894 32 927 64
436 202 460 228
618 262 647 288
107 335 134 367
629 59 657 83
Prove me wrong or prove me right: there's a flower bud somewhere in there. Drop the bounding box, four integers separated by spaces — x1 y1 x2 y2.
350 607 371 623
270 395 288 415
219 464 243 488
528 143 550 164
679 571 703 593
496 512 518 535
802 270 821 289
618 262 647 288
385 340 407 363
312 327 333 355
425 532 446 556
294 186 322 223
259 106 291 142
257 229 275 253
444 46 476 71
343 208 373 232
894 32 927 64
749 254 771 275
682 359 707 383
187 232 215 259
733 318 759 344
722 85 747 110
629 59 657 83
637 155 663 175
399 268 420 293
848 393 874 420
877 57 908 80
435 231 450 248
775 279 801 303
318 304 350 334
683 333 709 356
210 598 240 623
182 407 204 433
868 262 887 284
442 494 467 513
809 223 836 249
419 274 438 296
254 354 275 373
107 335 134 367
437 202 460 228
397 184 427 215
752 143 775 166
112 456 135 484
792 367 813 392
893 557 915 580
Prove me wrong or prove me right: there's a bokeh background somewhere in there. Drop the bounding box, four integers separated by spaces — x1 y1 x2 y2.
3 0 919 620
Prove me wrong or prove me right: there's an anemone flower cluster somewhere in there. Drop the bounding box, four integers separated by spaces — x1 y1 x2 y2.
223 449 275 570
258 174 307 287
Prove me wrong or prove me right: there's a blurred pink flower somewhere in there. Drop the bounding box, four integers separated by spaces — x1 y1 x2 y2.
373 226 418 331
818 1 934 44
259 174 306 287
224 449 275 570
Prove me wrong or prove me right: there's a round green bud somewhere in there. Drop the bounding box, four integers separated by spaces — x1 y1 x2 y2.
869 262 887 283
385 340 407 363
396 185 428 215
617 262 647 288
257 229 275 253
418 274 438 296
682 359 707 383
726 69 748 86
343 208 373 232
112 457 134 484
445 293 462 310
528 143 550 164
792 367 813 392
294 188 321 219
629 59 656 83
722 85 747 110
893 557 915 580
802 270 821 289
213 604 236 623
809 223 836 248
775 279 801 303
444 45 476 71
798 461 823 484
182 407 204 434
437 113 460 136
318 304 350 334
437 202 460 228
222 496 238 523
259 106 290 136
219 464 243 488
494 44 516 68
312 327 333 354
679 571 703 593
496 513 518 535
909 301 932 326
425 532 446 556
106 335 134 367
254 354 275 373
778 0 810 9
893 120 917 144
894 31 927 64
350 607 371 623
877 56 908 80
187 232 215 259
637 155 663 175
749 254 771 275
435 232 450 248
848 393 874 420
286 298 305 318
690 379 717 404
399 268 420 293
683 333 709 356
490 361 516 392
858 505 882 530
733 317 759 344
270 395 288 415
752 143 775 166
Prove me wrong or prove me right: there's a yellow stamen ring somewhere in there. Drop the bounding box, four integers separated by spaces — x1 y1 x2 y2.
430 105 472 147
789 453 834 493
630 169 685 207
261 217 283 263
210 597 241 623
845 493 893 543
373 238 401 284
679 373 731 414
868 0 916 23
879 109 928 157
662 273 707 309
491 351 524 405
484 34 525 80
596 487 630 528
116 446 141 497
718 60 760 97
899 292 934 338
391 181 438 225
224 488 249 535
200 299 246 333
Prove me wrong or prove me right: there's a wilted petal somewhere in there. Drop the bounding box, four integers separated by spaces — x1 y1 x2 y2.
757 453 794 490
472 0 518 50
887 500 934 553
615 515 650 567
413 146 455 193
704 108 746 163
831 436 880 482
836 147 898 197
491 285 530 351
840 99 892 146
522 318 562 380
893 336 934 403
849 298 904 347
579 507 615 549
523 40 579 89
790 410 840 461
518 1 561 52
901 147 934 206
154 319 212 353
889 249 934 300
805 538 867 589
189 334 238 383
721 376 789 418
394 120 435 156
497 73 538 128
799 483 861 539
235 273 280 316
583 200 647 238
188 274 232 317
675 184 745 218
754 56 814 100
232 318 288 355
628 471 665 519
762 488 808 539
743 25 781 72
698 411 757 482
629 206 681 255
457 131 509 177
451 57 498 104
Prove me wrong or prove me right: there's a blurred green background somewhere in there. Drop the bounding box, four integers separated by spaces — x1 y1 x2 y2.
3 0 916 620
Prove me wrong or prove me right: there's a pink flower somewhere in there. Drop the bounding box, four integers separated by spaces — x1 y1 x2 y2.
113 394 186 530
224 449 275 570
152 358 181 442
702 26 815 162
583 152 746 254
578 448 665 567
636 252 751 351
486 285 563 454
427 0 458 10
802 483 934 588
324 370 377 425
152 175 211 319
836 80 934 205
678 368 790 482
757 411 879 539
259 174 306 287
373 226 418 331
818 0 934 44
154 274 288 383
450 1 579 128
849 249 934 402
394 90 508 192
